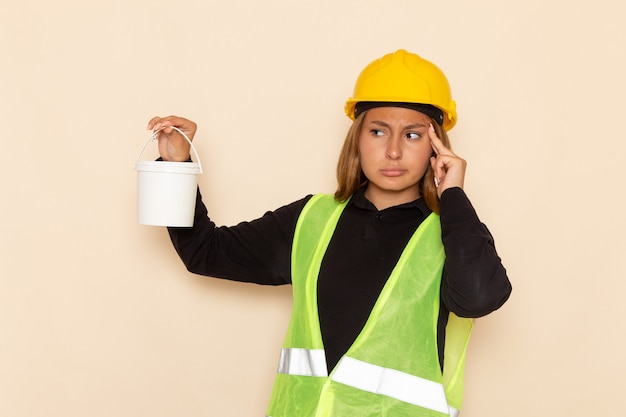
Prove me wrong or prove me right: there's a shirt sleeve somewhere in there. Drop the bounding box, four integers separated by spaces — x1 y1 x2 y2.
439 187 512 317
167 189 312 285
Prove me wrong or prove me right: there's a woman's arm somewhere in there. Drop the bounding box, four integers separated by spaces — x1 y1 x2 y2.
439 187 512 317
168 190 312 285
145 115 311 285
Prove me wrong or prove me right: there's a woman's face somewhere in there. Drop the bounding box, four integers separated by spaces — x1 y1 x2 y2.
359 106 434 210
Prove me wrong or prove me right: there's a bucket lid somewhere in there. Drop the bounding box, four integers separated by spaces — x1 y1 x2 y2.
135 160 201 174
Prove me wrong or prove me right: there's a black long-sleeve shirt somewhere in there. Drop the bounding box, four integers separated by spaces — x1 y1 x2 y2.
168 186 511 372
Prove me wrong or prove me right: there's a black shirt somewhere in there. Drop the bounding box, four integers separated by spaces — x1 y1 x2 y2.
168 186 511 372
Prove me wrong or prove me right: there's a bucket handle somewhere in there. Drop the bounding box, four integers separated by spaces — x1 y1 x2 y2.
135 126 203 174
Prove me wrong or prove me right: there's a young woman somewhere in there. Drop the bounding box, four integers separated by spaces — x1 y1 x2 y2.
147 49 511 417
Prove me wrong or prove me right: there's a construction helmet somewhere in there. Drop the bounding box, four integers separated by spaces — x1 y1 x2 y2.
345 49 457 131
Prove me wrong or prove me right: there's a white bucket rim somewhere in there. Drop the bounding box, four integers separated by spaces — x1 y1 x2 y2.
135 160 201 174
135 126 203 174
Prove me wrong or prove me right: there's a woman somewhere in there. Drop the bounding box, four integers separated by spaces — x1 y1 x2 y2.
147 49 511 417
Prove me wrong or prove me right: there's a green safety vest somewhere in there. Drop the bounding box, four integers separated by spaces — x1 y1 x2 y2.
266 194 472 417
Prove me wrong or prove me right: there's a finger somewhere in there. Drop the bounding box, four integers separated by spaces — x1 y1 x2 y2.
429 124 440 156
160 121 176 135
147 116 163 130
148 115 185 131
430 155 444 180
430 157 441 187
147 117 174 133
147 116 197 150
429 129 446 156
429 124 455 157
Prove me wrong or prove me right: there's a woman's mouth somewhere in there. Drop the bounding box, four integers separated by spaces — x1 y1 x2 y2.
380 168 406 177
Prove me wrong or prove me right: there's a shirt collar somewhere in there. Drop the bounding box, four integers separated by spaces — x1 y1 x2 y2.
350 186 431 216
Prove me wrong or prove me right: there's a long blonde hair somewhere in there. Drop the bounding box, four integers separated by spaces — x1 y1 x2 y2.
334 111 451 214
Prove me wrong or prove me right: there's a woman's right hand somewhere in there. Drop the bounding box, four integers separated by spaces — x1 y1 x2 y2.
147 115 198 162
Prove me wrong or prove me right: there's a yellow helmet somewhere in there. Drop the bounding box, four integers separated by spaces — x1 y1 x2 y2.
345 49 457 131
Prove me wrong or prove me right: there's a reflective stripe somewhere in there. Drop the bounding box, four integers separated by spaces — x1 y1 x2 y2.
449 406 459 417
331 356 450 415
277 348 328 377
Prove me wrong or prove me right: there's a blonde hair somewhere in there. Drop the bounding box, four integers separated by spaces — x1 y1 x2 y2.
334 111 451 214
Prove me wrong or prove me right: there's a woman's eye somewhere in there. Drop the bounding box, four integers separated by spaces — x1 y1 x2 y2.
406 132 421 140
370 129 385 137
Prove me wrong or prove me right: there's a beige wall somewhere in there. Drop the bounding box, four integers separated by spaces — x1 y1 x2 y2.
2 0 625 415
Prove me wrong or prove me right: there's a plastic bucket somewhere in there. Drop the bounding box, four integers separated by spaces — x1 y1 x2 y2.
135 127 203 227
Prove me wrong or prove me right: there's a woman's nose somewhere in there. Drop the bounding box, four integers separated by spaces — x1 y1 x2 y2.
386 137 402 160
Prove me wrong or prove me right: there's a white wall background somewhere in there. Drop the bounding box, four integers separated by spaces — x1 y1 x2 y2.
1 0 625 416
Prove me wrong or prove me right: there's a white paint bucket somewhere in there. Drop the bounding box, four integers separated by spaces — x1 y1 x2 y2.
135 127 203 227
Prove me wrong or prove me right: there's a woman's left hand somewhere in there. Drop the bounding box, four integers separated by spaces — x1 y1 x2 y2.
429 124 467 198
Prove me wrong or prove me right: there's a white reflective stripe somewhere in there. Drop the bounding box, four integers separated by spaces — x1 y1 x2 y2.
331 356 450 415
272 406 457 417
277 348 328 377
271 406 457 417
